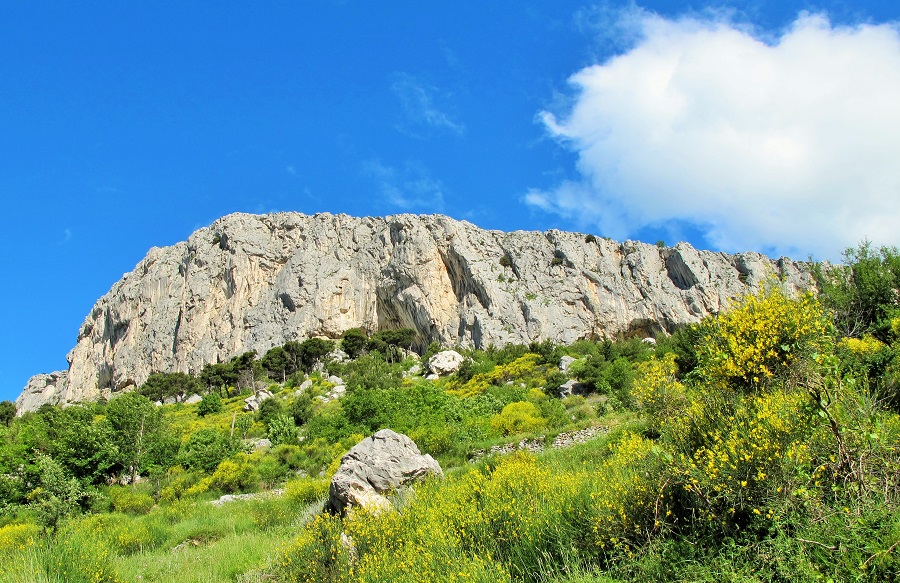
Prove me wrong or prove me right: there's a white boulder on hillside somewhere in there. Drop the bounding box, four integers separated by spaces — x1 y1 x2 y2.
326 429 443 515
427 350 464 376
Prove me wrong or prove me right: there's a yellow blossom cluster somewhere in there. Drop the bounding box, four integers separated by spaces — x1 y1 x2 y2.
680 391 814 523
588 433 667 553
698 285 829 392
448 354 543 397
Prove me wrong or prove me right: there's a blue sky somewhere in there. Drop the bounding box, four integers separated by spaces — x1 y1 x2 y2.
2 1 899 402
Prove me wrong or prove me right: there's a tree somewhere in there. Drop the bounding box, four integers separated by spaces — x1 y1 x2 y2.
229 351 259 393
200 362 238 395
341 328 368 359
197 393 223 417
0 400 15 426
291 338 335 373
105 393 162 484
816 241 900 341
261 346 295 382
28 453 86 535
137 372 201 402
368 328 416 363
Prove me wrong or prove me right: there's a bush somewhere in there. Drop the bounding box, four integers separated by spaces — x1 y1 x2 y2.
285 477 330 506
697 284 830 392
211 455 259 493
491 402 546 436
178 429 237 472
267 414 299 446
108 486 155 515
197 392 222 417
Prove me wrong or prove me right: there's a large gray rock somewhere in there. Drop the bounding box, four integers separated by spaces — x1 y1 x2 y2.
326 429 443 515
16 212 815 411
15 372 67 415
427 350 465 376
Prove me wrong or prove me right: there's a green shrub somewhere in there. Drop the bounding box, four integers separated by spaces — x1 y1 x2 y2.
178 429 237 472
491 401 546 436
284 477 330 506
197 392 223 417
108 486 155 515
267 414 299 446
211 454 259 494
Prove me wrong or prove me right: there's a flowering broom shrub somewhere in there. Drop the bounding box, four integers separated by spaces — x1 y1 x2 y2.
697 284 830 393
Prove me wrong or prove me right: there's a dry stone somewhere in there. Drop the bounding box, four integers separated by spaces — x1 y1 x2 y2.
427 350 465 376
326 429 443 515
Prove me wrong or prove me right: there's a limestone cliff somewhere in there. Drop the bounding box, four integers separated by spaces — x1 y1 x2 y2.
16 212 815 413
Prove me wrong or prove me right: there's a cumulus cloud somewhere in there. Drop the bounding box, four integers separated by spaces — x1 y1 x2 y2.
392 73 465 137
363 160 446 212
527 11 900 259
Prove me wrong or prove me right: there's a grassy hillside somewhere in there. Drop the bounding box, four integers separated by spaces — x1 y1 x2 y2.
1 245 899 582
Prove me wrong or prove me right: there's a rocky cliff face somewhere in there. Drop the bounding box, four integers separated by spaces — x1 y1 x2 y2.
16 212 815 413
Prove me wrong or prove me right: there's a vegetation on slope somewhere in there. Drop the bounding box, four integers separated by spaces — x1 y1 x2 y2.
0 242 899 582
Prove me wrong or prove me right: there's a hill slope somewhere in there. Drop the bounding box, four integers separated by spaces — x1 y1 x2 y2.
16 212 813 411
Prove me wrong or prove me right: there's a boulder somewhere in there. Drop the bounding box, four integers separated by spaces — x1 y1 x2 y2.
184 394 202 405
558 379 588 397
402 363 422 378
559 355 577 373
243 388 274 411
427 350 464 376
326 429 443 515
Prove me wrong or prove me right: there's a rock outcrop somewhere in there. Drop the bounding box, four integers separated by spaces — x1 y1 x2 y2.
326 429 443 515
17 212 815 412
15 372 68 413
427 350 465 376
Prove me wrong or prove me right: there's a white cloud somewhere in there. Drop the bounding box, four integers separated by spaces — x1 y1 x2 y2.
392 73 465 137
363 160 446 212
528 11 900 259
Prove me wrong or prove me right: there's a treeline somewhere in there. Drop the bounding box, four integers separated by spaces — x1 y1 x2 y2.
135 327 417 402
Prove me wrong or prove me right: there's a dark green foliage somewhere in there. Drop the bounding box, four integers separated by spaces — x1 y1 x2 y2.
340 354 403 391
585 233 597 243
527 339 565 365
197 392 222 417
286 338 335 373
655 322 703 379
816 241 900 341
289 392 313 426
260 345 295 382
178 429 236 472
341 327 368 359
366 328 416 362
200 362 238 394
499 253 513 267
137 372 201 402
257 397 285 429
0 400 15 426
551 249 565 266
229 350 259 392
